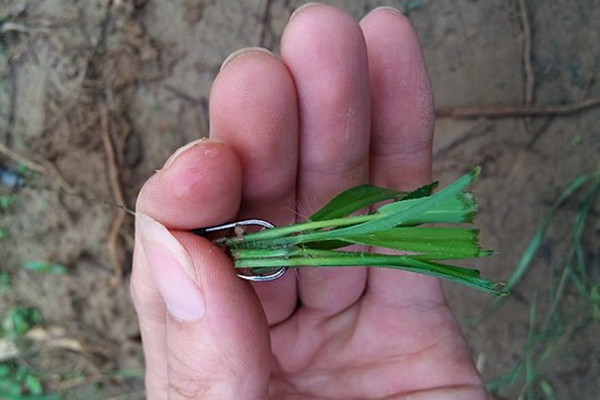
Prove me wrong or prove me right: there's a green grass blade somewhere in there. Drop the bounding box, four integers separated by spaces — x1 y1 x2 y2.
538 379 557 400
233 248 505 295
377 187 477 225
220 214 377 245
309 182 439 222
309 184 403 221
0 391 60 400
478 172 595 319
348 167 480 233
502 173 592 293
338 227 490 259
303 239 351 250
486 361 525 393
252 168 481 248
402 181 439 200
524 297 538 400
572 170 600 280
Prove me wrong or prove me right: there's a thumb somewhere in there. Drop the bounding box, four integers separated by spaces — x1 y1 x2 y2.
137 213 271 399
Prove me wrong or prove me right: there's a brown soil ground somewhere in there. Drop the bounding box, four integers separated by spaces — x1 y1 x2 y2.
1 1 598 399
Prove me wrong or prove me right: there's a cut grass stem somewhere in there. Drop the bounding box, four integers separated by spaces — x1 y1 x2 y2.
234 248 502 294
210 167 506 295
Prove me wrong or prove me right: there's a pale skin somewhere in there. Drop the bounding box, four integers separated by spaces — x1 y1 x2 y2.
131 4 488 399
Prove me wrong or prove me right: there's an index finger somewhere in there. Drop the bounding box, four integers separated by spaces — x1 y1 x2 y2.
135 141 243 229
131 141 243 396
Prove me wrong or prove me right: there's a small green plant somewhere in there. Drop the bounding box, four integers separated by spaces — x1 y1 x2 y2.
16 163 32 176
0 305 54 399
212 167 505 295
0 194 15 211
23 261 67 275
486 168 600 399
0 362 53 399
0 271 11 292
403 0 425 15
1 307 42 340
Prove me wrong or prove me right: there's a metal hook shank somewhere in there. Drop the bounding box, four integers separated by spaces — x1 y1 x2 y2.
192 219 286 282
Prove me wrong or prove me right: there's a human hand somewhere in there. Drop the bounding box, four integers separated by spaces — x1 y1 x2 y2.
131 4 487 399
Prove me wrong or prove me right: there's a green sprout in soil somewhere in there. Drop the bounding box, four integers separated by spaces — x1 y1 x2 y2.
0 306 54 400
1 307 42 340
0 271 11 292
23 261 67 275
485 168 600 399
210 167 506 295
0 362 56 400
0 194 15 211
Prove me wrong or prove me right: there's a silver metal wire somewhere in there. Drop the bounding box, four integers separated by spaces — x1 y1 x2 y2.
195 219 287 282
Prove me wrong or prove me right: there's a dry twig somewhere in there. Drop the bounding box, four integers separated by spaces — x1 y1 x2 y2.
435 97 600 119
256 0 273 48
164 84 210 136
518 0 535 134
4 63 17 147
0 140 74 193
518 0 534 106
434 121 494 158
0 141 47 175
99 102 128 279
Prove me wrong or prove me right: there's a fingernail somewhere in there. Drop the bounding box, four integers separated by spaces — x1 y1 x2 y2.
371 6 403 15
163 138 209 170
137 213 205 321
289 2 321 22
220 47 274 72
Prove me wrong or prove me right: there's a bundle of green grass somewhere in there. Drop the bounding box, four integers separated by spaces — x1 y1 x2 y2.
214 167 506 295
